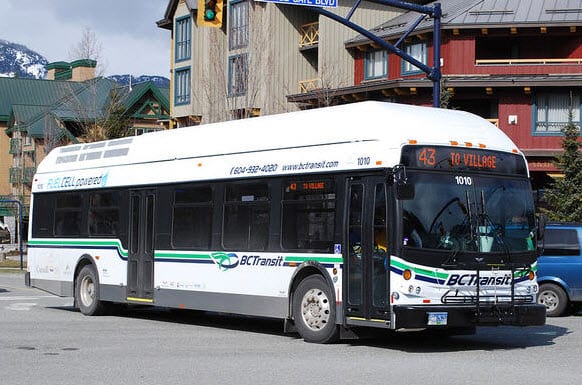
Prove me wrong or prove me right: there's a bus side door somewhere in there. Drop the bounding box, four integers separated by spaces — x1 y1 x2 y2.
127 189 156 302
345 176 390 320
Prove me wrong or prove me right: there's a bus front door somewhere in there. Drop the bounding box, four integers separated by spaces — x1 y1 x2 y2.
127 189 156 303
346 177 390 321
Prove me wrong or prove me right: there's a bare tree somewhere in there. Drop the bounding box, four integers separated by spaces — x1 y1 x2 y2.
199 2 280 123
63 28 126 143
68 27 106 76
312 60 345 108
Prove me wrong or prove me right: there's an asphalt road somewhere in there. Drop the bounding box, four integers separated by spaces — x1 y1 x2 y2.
1 272 581 385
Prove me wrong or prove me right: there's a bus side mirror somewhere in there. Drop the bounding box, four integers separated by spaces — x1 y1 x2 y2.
396 184 415 200
393 164 414 200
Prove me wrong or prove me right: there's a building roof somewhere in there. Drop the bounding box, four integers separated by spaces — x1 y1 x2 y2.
157 0 197 29
347 0 582 47
3 76 170 139
287 73 582 103
0 77 83 122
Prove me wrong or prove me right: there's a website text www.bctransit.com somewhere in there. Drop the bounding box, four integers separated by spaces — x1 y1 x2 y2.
281 160 339 172
229 160 339 176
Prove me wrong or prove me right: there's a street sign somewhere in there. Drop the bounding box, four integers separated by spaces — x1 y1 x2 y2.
254 0 337 8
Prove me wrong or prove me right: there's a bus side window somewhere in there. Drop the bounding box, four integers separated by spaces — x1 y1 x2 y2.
54 193 83 237
281 179 336 252
172 187 213 249
88 192 120 237
31 194 53 238
223 183 270 251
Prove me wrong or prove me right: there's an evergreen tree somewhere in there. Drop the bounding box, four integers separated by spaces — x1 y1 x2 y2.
543 109 582 222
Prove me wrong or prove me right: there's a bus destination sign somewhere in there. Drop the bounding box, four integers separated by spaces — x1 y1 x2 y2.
400 145 528 176
254 0 337 8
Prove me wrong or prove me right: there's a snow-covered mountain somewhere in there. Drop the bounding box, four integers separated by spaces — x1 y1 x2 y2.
0 39 48 78
108 74 170 89
0 39 169 88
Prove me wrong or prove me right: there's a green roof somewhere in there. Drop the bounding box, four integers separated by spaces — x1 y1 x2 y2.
2 77 170 140
0 77 84 122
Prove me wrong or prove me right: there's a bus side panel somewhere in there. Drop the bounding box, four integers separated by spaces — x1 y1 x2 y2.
27 241 128 299
155 289 288 318
152 254 343 319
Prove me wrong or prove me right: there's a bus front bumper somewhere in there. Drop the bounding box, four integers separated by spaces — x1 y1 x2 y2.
393 303 546 329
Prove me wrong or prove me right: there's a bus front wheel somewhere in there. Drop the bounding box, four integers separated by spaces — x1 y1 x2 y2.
293 275 339 343
75 264 107 316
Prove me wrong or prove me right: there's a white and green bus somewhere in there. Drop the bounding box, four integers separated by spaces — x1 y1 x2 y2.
26 101 545 343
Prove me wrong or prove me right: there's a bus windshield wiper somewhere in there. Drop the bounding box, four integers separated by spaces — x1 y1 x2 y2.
478 190 511 263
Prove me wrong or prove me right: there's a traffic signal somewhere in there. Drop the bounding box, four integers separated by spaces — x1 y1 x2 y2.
197 0 224 28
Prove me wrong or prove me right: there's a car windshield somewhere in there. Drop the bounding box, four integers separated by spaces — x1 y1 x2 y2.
402 171 536 253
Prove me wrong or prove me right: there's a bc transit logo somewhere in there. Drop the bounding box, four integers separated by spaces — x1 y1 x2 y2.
210 253 285 271
210 252 240 271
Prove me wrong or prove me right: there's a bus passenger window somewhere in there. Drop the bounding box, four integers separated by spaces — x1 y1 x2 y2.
223 183 269 251
54 194 83 236
172 187 213 249
282 179 335 252
88 192 120 237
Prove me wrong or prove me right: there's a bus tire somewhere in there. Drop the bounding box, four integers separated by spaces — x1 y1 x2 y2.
293 275 339 344
75 264 107 316
538 283 568 317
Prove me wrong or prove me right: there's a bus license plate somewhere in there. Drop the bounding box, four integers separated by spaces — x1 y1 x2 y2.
428 312 448 326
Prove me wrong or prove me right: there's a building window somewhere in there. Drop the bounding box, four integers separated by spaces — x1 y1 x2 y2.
364 50 388 80
229 0 249 50
534 92 581 134
175 67 191 105
175 16 191 62
402 41 427 75
228 54 248 96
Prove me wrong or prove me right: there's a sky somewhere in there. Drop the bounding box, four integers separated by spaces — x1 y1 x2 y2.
2 0 171 77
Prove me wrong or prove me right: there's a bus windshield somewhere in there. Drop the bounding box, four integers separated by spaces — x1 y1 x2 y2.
402 171 536 254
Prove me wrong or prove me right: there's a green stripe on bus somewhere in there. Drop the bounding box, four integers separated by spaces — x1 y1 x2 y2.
286 256 344 264
154 252 210 260
391 258 449 280
28 239 129 257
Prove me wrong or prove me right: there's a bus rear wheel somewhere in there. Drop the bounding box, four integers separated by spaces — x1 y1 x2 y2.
75 264 107 316
293 275 338 343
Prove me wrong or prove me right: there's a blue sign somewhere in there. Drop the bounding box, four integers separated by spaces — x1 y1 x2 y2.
254 0 337 8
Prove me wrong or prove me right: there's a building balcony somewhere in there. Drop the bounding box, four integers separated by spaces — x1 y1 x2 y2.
299 78 321 93
299 22 319 50
9 167 36 184
476 58 582 66
9 138 21 154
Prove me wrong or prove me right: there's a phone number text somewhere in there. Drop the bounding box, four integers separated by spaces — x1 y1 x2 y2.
229 164 279 175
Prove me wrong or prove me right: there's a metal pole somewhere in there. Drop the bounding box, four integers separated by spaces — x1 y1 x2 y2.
432 3 442 107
